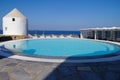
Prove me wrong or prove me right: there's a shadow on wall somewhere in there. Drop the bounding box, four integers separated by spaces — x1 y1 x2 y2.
42 57 120 80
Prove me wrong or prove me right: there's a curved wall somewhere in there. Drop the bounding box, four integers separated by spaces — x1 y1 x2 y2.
3 17 27 36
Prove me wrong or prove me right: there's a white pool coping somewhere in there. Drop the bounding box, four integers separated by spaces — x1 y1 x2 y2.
1 38 120 63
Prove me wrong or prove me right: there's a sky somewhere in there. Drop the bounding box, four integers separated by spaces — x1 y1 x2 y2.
0 0 120 30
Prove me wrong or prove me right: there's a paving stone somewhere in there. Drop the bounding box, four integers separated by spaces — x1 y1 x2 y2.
0 59 11 68
57 66 77 76
16 61 37 68
20 62 46 79
9 67 32 80
0 58 20 70
61 75 82 80
79 71 102 80
51 63 60 67
2 58 20 64
108 65 120 71
35 66 56 80
104 71 120 80
0 60 18 73
77 66 92 71
0 72 9 80
1 66 14 73
5 63 18 67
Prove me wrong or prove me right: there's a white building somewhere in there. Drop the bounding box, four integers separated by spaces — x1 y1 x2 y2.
80 27 120 41
2 8 27 39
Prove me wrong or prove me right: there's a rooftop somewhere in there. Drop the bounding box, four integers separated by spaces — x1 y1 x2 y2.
80 27 120 31
3 8 26 18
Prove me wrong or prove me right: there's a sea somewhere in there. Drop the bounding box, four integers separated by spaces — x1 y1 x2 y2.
0 30 80 36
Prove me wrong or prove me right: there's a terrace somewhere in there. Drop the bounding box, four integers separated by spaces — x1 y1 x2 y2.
80 27 120 42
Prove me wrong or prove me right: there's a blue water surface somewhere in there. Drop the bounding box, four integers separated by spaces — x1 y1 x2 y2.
4 39 120 57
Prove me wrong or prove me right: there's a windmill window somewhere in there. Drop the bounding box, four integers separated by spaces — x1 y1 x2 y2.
5 27 7 31
12 18 15 21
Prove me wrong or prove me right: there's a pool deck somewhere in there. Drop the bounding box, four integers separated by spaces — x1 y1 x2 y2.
0 57 120 80
0 57 60 80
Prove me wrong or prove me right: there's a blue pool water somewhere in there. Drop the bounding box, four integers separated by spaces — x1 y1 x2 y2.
4 39 120 57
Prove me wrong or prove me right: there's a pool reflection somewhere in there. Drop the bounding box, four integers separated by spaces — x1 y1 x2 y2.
4 40 28 52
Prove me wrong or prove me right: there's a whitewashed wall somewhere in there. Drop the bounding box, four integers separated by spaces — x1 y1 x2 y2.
3 17 27 35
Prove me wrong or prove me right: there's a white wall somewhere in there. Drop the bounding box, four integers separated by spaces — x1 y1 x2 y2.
3 17 27 36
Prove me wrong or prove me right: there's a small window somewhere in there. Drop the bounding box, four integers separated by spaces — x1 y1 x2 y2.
5 27 7 31
12 18 15 21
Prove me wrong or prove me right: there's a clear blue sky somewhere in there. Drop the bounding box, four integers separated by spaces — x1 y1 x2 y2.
0 0 120 30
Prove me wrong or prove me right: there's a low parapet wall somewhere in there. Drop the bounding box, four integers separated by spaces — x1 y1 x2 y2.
0 35 26 42
10 35 26 40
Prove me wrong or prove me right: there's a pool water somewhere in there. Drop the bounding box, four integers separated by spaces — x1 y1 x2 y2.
4 39 120 57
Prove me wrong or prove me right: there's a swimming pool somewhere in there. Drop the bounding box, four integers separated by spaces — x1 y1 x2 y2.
3 39 120 58
1 38 120 63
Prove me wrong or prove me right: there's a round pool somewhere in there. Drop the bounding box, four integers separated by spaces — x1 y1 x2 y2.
3 39 120 58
